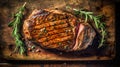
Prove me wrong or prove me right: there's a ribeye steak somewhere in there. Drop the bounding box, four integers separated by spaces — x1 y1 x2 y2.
23 9 96 51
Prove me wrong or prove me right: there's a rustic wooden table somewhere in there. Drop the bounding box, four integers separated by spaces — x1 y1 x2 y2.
0 0 119 66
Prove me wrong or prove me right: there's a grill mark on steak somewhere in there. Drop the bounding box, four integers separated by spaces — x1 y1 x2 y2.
32 27 73 38
37 32 73 42
31 9 49 19
31 23 69 35
45 13 67 22
42 40 73 51
32 11 68 25
40 36 73 45
39 35 72 46
44 40 73 50
33 19 68 29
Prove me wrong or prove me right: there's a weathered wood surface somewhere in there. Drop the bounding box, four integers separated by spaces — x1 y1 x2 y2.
0 0 115 61
0 63 119 67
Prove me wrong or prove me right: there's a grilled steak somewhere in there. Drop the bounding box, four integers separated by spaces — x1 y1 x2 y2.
23 9 96 51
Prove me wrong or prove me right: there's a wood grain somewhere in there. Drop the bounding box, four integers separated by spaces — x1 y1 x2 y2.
0 0 115 61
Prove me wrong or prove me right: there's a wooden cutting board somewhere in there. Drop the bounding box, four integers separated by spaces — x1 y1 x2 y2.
0 0 115 61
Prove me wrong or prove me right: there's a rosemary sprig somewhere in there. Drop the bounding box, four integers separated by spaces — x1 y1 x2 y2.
66 6 107 48
8 2 27 55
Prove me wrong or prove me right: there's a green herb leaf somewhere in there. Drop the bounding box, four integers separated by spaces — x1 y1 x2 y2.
93 17 99 28
8 2 27 55
31 45 35 49
85 14 88 22
8 19 16 27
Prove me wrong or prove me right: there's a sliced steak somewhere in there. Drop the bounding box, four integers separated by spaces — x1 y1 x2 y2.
23 9 96 51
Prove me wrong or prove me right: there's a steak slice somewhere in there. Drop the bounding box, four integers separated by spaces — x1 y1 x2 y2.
23 9 96 51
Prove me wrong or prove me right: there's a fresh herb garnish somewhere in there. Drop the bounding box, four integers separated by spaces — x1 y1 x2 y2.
8 2 27 55
64 45 69 50
40 27 47 33
39 33 43 37
58 42 62 45
31 45 35 49
43 27 47 33
60 22 64 24
66 6 107 48
65 30 69 33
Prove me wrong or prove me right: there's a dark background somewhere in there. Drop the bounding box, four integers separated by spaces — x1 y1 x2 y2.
114 0 120 65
